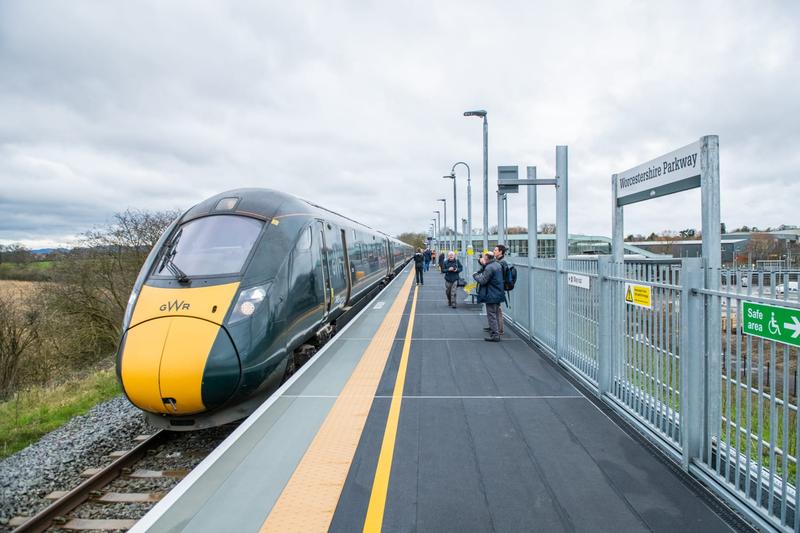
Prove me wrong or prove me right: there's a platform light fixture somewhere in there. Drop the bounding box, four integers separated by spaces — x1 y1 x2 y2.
463 109 488 253
437 198 447 251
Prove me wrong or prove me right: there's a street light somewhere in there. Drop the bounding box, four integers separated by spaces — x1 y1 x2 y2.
445 161 472 276
437 198 447 251
433 211 441 248
464 109 488 253
442 173 458 255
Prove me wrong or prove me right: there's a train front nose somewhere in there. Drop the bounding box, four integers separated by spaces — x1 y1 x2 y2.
120 317 240 415
118 283 242 416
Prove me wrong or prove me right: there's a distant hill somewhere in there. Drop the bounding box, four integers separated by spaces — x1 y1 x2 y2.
31 248 69 255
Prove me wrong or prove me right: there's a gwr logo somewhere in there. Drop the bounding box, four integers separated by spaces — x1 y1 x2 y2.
160 300 191 312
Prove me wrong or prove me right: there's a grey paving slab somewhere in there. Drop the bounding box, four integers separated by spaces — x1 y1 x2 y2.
333 272 738 533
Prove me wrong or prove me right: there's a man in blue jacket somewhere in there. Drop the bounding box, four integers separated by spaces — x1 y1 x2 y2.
473 251 505 341
442 251 463 308
423 248 432 272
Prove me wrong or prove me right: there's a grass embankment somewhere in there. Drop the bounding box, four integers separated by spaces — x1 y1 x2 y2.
0 367 121 460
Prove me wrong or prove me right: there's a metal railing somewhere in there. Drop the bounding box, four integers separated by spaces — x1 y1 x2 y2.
500 255 799 532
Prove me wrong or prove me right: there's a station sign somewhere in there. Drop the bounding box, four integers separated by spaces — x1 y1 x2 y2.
567 273 590 290
742 301 800 347
497 166 519 193
616 140 702 206
625 283 652 309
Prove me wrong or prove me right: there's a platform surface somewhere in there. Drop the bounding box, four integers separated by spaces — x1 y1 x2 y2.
134 264 740 533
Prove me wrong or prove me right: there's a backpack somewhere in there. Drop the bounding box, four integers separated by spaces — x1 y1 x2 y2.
502 262 517 291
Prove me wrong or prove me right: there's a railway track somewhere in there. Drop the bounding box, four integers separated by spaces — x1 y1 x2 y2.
10 425 237 533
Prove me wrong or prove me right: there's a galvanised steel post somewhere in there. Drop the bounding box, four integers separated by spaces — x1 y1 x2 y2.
497 190 505 247
555 146 568 361
680 257 705 469
597 255 612 397
527 166 537 339
463 109 488 253
611 174 624 263
700 134 721 458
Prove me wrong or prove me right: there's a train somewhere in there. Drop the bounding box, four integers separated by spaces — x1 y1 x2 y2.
116 189 413 429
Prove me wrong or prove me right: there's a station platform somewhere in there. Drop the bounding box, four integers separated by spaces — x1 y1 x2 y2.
133 264 746 533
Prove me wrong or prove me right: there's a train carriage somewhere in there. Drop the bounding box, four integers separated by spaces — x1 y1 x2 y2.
116 189 412 429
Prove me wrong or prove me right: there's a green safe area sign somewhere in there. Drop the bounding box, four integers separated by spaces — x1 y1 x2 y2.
742 301 800 347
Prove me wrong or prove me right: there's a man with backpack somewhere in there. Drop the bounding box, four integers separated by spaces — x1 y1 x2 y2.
484 244 516 336
442 251 463 308
473 251 505 341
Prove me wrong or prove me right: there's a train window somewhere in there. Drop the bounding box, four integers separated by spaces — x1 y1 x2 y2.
154 215 263 277
296 226 312 250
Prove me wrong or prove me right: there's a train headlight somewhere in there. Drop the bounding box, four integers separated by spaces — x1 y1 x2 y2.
122 286 140 330
229 284 268 323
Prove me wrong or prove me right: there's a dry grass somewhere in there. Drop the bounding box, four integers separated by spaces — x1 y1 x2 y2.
0 280 40 303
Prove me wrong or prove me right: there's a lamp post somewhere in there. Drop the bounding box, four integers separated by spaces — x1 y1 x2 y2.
464 109 488 253
445 162 473 279
437 198 447 251
442 173 458 255
433 211 441 249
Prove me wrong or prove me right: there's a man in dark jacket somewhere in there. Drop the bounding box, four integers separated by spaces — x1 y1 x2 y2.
423 248 432 272
413 248 424 285
443 251 463 308
473 251 505 341
438 251 446 272
491 244 508 336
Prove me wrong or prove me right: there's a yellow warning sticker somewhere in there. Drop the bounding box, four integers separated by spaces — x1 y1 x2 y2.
625 283 652 309
467 247 474 256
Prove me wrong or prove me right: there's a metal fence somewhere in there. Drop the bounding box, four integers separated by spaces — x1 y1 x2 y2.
501 256 799 532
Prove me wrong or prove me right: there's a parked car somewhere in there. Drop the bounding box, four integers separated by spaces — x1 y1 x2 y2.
776 281 799 297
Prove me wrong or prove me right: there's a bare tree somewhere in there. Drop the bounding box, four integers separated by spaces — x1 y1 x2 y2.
538 223 556 234
0 290 40 399
43 209 178 363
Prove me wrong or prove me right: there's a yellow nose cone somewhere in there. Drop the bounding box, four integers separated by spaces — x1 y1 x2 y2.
121 316 226 415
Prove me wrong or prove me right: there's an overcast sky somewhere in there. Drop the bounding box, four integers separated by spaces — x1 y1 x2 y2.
1 1 798 248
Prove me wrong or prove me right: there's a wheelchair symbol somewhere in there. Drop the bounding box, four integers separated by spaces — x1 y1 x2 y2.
768 312 781 336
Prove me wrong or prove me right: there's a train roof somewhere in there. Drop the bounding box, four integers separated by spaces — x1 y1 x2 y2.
183 188 406 243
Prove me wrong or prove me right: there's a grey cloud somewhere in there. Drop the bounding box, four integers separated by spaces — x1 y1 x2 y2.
0 1 798 248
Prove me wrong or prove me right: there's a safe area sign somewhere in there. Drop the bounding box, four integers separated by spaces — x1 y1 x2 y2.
742 301 800 347
625 283 652 309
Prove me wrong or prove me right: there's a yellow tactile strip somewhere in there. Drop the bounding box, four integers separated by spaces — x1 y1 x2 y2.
260 270 415 533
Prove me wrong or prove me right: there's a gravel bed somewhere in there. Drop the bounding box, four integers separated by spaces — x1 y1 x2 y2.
0 396 152 532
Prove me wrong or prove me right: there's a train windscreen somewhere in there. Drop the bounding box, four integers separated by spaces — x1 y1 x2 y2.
155 215 264 277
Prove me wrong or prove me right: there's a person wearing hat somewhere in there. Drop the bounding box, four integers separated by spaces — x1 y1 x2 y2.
473 251 504 341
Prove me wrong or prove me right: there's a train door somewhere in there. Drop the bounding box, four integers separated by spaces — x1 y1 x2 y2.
317 221 333 314
340 229 352 304
322 222 349 310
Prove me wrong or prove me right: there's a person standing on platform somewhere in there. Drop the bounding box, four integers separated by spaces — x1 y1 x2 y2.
491 244 508 336
413 248 424 285
473 251 505 342
443 251 463 308
423 247 432 272
438 250 446 272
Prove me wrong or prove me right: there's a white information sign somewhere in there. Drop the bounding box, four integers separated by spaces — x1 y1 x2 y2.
567 273 591 290
616 140 702 206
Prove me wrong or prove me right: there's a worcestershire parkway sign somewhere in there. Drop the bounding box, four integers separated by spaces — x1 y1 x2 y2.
616 140 702 206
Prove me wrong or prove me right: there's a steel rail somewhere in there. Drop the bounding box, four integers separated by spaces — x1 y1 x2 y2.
13 430 169 533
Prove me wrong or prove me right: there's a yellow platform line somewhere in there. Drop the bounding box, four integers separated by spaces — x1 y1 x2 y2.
362 282 418 532
259 270 415 533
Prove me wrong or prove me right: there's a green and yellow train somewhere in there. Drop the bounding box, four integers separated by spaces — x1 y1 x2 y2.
116 189 412 429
